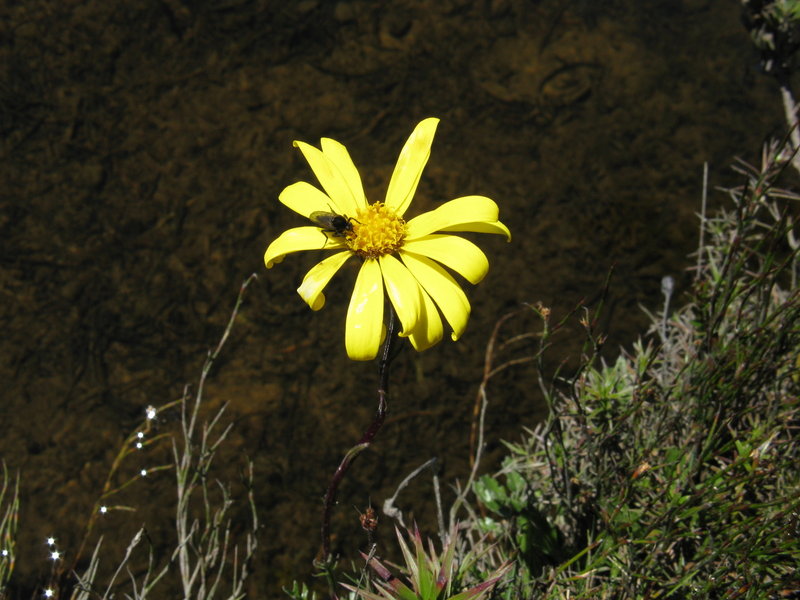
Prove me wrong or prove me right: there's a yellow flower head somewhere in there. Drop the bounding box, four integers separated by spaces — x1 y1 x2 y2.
264 118 510 361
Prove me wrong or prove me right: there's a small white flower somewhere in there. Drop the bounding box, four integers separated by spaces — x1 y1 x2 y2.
140 469 147 477
99 505 108 514
50 550 60 561
145 406 157 420
43 589 54 598
45 537 55 547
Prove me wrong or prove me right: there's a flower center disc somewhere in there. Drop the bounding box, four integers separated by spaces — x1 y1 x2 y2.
346 202 406 259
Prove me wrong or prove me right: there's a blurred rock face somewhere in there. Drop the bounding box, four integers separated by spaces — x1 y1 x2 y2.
0 1 782 597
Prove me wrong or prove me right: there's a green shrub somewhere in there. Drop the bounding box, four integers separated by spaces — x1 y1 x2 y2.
468 140 800 599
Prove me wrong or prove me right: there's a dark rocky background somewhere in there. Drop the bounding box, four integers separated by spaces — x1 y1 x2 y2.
0 0 787 597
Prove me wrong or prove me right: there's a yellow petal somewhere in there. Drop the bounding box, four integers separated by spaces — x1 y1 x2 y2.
279 181 336 218
407 287 444 352
401 251 470 340
321 137 367 208
346 259 384 361
379 254 422 337
264 226 346 268
405 196 501 239
297 251 353 311
294 141 361 216
401 234 489 284
439 220 511 241
384 118 439 216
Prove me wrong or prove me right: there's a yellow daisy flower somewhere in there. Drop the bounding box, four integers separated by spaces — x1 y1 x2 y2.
264 118 510 361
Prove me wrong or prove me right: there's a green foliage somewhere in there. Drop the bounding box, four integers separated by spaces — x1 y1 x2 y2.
463 139 800 598
771 0 800 22
474 468 564 575
283 580 319 600
341 526 510 600
743 0 800 76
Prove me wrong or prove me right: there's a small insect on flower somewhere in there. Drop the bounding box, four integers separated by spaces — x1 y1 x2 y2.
309 211 356 238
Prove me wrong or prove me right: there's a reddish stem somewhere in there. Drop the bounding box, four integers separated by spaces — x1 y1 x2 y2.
320 308 398 562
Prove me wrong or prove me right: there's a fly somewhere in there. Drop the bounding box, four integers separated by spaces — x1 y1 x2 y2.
309 211 356 238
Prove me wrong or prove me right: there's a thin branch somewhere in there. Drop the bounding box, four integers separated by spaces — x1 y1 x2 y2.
320 308 399 563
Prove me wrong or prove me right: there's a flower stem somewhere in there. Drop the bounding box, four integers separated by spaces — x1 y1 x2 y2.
320 308 399 563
